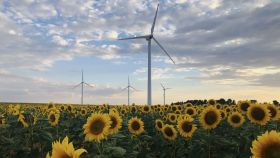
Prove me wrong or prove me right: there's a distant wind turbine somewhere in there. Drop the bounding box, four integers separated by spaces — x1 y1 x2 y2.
73 70 94 105
161 83 171 105
122 76 138 106
118 4 175 105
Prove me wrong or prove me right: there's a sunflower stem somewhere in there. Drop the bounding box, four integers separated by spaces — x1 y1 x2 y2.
96 142 103 156
207 130 211 158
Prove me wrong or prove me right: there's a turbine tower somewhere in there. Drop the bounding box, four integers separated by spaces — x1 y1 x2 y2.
161 83 171 105
118 4 175 105
122 76 138 106
73 70 94 105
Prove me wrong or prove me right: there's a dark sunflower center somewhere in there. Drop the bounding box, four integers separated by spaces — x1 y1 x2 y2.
67 106 72 111
82 110 86 114
172 107 177 111
187 109 194 115
182 122 192 132
251 108 265 121
90 119 105 135
231 115 241 123
204 111 217 125
216 105 221 109
110 116 117 129
264 144 280 158
131 121 140 130
209 100 215 105
268 107 277 118
157 121 163 129
221 112 225 118
241 103 250 111
164 127 174 137
144 106 149 111
50 114 56 122
170 115 175 120
131 107 136 113
226 108 231 113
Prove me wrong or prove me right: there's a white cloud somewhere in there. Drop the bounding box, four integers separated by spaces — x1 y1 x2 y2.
52 35 69 46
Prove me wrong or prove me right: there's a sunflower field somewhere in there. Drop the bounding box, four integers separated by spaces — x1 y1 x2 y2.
0 100 280 158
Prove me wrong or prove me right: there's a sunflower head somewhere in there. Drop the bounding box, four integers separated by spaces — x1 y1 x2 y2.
128 117 144 136
238 101 251 113
208 99 216 106
168 113 177 123
162 124 177 141
108 112 122 135
251 130 280 158
83 113 111 142
48 136 87 158
247 104 270 125
48 111 60 126
227 112 245 128
185 107 196 116
155 119 164 131
177 117 197 138
199 106 221 130
267 104 280 121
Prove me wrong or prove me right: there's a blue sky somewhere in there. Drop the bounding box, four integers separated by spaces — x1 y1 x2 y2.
0 0 280 104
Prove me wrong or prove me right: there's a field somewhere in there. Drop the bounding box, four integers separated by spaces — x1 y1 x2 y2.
0 100 280 158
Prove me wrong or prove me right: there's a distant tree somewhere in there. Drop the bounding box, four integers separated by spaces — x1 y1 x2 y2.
273 100 279 105
218 98 226 105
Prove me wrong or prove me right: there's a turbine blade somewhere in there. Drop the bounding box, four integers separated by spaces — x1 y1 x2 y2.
122 86 129 91
151 4 159 34
160 83 165 89
72 83 82 89
118 35 149 40
84 82 95 88
166 88 171 90
130 86 139 91
153 37 175 64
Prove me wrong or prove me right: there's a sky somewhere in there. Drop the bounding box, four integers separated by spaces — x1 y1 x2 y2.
0 0 280 105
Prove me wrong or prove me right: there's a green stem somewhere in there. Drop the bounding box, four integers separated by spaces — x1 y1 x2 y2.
208 130 211 158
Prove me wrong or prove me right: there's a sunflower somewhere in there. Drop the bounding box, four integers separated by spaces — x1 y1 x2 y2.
199 106 221 130
155 119 164 131
177 117 197 138
18 113 29 128
80 108 87 116
142 105 151 114
227 112 245 128
48 111 60 126
129 106 137 114
31 114 37 125
168 113 177 123
185 107 196 117
83 113 111 142
0 115 6 126
267 104 280 121
162 124 177 141
220 110 227 120
108 112 122 135
238 101 251 113
47 136 87 158
247 104 270 125
251 130 280 158
208 99 216 106
215 104 222 110
127 117 144 136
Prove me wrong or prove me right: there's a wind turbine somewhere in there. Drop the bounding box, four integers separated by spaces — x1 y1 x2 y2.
118 4 175 105
122 76 138 106
161 83 171 105
73 70 94 105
